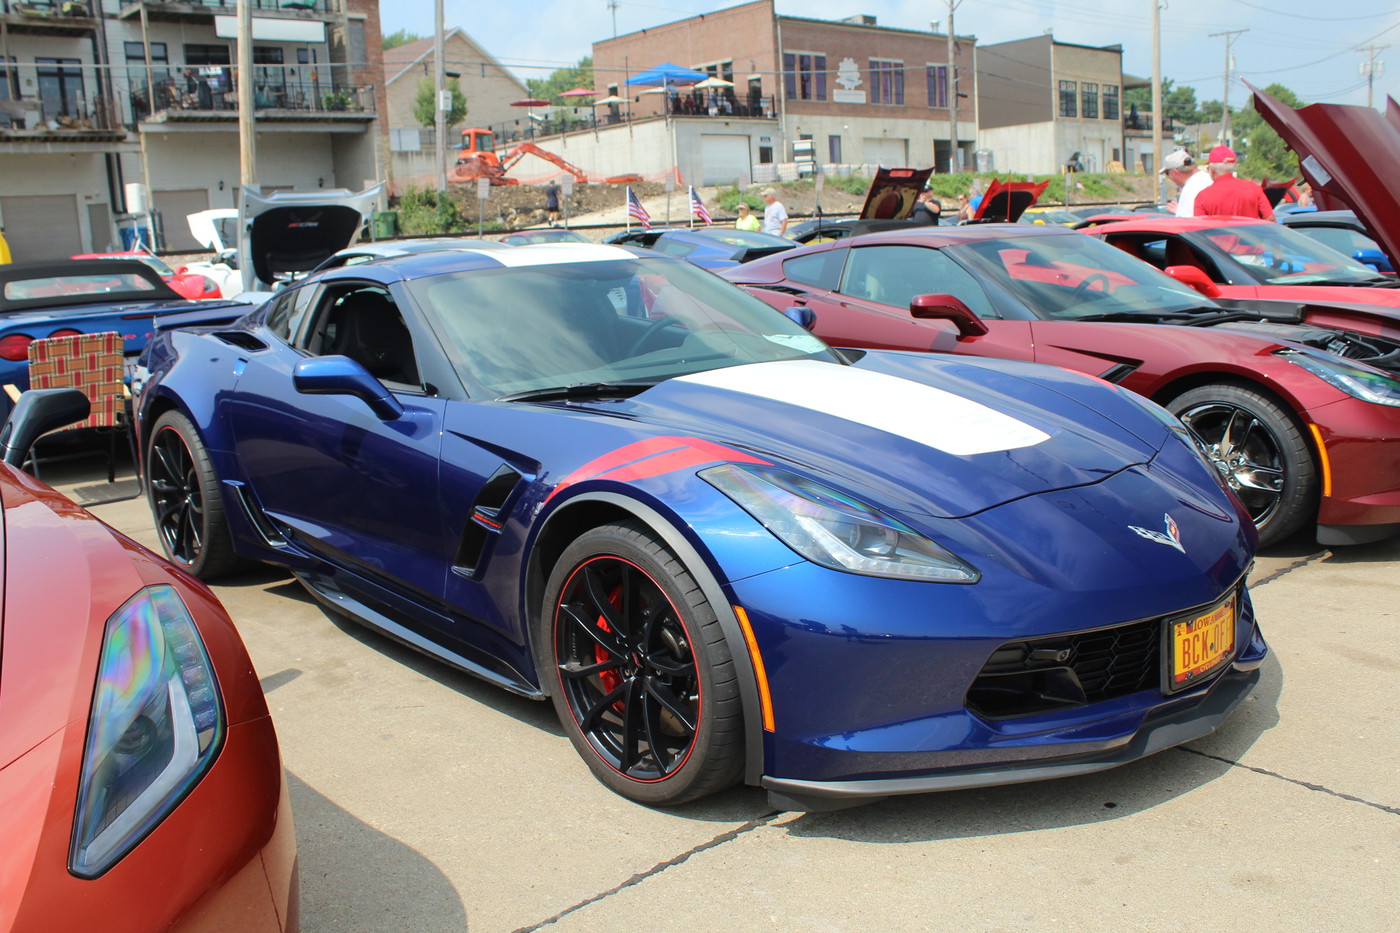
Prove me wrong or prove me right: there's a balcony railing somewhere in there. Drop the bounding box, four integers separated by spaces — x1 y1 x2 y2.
117 0 336 13
2 0 94 16
486 96 777 147
122 65 373 124
1123 112 1178 134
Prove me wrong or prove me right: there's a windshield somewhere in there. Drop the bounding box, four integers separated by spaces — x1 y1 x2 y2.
408 255 840 397
952 232 1215 320
1197 222 1381 284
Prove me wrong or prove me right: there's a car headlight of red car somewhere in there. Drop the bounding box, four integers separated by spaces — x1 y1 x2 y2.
701 463 980 583
1278 347 1400 407
69 585 224 878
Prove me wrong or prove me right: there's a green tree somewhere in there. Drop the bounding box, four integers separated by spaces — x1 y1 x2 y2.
1124 78 1206 124
1234 83 1304 180
412 76 468 129
526 56 594 110
382 29 422 50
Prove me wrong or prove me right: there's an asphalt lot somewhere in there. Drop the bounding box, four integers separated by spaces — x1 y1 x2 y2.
50 453 1400 933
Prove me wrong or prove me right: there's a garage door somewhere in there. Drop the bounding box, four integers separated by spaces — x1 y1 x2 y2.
699 135 752 187
1 195 81 262
863 137 909 167
153 189 212 252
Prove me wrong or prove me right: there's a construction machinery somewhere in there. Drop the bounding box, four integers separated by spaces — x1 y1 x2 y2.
452 128 642 185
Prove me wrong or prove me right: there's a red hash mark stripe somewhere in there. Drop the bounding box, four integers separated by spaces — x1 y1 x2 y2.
546 436 768 503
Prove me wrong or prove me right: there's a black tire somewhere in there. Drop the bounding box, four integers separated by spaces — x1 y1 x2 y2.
1167 384 1317 547
542 521 744 805
146 410 246 580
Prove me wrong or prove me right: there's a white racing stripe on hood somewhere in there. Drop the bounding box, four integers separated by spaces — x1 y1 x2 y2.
675 360 1050 456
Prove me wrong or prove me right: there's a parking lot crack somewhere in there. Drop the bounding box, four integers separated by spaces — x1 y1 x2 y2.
1179 747 1400 816
511 811 783 932
1249 550 1327 588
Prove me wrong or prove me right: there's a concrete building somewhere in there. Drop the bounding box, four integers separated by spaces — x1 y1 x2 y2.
0 0 385 260
576 0 977 186
381 28 527 192
975 34 1134 175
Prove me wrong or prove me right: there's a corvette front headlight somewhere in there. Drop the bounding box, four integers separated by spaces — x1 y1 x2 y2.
701 464 980 583
70 585 223 878
1279 347 1400 407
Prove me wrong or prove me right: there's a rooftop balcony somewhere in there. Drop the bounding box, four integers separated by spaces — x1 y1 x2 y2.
0 0 99 35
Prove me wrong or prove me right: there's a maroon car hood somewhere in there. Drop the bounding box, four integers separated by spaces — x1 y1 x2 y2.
1250 83 1400 269
859 166 935 220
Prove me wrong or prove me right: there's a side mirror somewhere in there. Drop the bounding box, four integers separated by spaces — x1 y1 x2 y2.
1354 249 1390 272
293 356 404 421
783 303 816 330
1163 264 1222 298
0 388 91 468
909 294 989 338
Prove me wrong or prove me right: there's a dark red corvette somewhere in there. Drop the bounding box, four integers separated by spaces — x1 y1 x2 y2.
724 224 1400 547
0 392 297 931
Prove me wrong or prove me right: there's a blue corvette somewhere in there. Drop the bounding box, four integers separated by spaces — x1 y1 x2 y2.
135 243 1267 809
601 227 795 270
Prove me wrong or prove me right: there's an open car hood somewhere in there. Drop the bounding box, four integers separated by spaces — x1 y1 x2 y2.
1250 83 1400 271
237 184 384 291
859 166 935 220
186 208 239 253
972 178 1049 222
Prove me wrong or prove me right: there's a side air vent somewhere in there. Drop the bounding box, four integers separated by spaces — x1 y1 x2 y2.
453 465 524 576
228 481 288 547
215 331 268 352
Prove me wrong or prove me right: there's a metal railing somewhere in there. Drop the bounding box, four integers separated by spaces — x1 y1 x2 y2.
123 67 373 123
485 95 777 147
115 0 337 13
2 0 94 16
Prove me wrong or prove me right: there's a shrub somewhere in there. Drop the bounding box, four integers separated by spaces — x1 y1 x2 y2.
395 186 465 235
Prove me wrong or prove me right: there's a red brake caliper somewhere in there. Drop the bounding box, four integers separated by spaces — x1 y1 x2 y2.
595 585 627 711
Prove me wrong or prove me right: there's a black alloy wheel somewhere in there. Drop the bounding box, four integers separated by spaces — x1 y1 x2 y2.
146 410 244 579
544 521 744 805
1168 383 1317 547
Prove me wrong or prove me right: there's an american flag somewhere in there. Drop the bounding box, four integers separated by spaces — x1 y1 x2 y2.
688 186 712 226
626 187 651 229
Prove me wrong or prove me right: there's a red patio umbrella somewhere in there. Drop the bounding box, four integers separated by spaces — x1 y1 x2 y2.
558 88 596 98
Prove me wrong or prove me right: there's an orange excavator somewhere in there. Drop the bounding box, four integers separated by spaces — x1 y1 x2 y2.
452 128 642 185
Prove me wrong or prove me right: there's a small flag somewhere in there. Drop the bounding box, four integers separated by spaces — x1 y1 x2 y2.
688 186 712 226
626 187 651 229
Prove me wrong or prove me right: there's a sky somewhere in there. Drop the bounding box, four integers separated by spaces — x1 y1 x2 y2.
381 0 1400 111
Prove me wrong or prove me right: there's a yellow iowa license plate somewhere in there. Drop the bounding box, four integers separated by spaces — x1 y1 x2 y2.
1172 595 1236 687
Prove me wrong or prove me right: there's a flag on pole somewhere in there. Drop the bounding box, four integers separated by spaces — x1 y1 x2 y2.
688 186 712 226
626 187 651 230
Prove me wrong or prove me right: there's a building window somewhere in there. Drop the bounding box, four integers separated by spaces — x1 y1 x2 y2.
184 44 231 67
926 65 948 108
0 57 16 100
870 59 904 105
36 58 84 121
1058 80 1077 118
783 52 826 101
829 134 842 163
1103 84 1120 120
1081 83 1098 119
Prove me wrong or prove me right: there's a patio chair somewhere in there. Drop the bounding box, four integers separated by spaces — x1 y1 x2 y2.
4 331 135 483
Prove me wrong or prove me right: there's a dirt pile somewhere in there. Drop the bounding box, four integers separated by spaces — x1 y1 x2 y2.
439 181 671 226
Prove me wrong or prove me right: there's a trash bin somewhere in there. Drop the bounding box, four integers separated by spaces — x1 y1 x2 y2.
373 210 399 239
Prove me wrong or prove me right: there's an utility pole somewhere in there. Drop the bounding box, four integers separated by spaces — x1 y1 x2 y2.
1152 0 1163 201
1210 28 1246 147
1360 45 1388 109
236 0 255 188
608 0 619 37
947 0 961 173
434 0 447 195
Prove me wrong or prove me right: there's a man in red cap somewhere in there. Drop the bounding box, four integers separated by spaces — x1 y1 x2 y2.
1193 145 1273 220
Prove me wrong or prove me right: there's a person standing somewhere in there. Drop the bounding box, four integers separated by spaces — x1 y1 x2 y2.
1161 149 1211 218
734 202 761 231
1193 146 1274 220
761 187 788 237
544 180 560 227
911 189 942 225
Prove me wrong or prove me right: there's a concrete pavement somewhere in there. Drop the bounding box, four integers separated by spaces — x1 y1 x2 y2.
65 469 1400 933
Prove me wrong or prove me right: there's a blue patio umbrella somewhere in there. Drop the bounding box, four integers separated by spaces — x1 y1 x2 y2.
625 62 707 87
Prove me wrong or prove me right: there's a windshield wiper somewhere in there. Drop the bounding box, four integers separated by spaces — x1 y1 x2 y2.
497 381 655 403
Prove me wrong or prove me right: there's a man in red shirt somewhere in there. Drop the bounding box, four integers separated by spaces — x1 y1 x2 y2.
1193 145 1274 220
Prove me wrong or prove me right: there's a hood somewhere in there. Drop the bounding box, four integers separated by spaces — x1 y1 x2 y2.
615 357 1166 519
186 208 239 253
859 166 935 220
237 184 384 292
1250 83 1400 271
973 178 1049 223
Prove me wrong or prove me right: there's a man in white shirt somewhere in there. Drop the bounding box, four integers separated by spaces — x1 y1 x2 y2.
1161 149 1211 218
761 187 788 237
